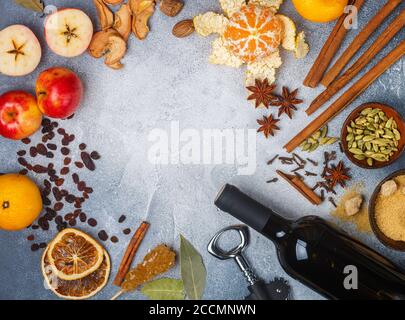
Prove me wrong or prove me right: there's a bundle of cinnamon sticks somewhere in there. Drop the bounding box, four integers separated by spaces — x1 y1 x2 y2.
285 0 405 153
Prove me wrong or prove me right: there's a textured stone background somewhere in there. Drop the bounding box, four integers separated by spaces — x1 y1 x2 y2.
0 0 404 300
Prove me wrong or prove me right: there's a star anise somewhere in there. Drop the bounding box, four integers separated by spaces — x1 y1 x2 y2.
247 79 277 109
257 115 280 138
324 161 351 189
271 86 303 119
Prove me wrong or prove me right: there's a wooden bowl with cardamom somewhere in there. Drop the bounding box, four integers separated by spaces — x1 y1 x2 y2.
341 103 405 169
369 169 405 251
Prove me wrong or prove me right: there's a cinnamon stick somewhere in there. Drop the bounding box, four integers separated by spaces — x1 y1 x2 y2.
307 8 405 115
303 0 366 88
285 40 405 153
113 221 150 286
277 170 322 205
321 0 403 87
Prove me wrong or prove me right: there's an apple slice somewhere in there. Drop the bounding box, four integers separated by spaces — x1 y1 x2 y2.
45 8 93 57
0 25 41 77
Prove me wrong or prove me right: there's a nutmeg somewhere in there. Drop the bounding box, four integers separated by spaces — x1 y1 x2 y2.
172 19 195 38
160 0 184 17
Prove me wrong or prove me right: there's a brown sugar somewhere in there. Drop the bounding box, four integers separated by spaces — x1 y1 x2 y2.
375 175 405 241
331 183 371 233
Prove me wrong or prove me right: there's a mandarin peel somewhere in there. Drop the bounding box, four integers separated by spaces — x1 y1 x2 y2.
193 0 309 87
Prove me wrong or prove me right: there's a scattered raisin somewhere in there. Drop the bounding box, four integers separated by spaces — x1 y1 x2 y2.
18 157 28 166
72 173 79 184
79 212 87 222
88 218 97 227
90 151 101 160
81 152 95 171
61 147 70 155
60 167 69 175
75 161 84 169
98 230 108 241
54 202 64 211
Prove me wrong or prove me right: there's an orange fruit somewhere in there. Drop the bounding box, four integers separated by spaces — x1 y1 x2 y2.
292 0 349 23
0 173 42 231
47 228 104 281
223 4 283 63
42 247 110 300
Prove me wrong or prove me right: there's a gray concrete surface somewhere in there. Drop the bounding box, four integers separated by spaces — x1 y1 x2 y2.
0 0 404 300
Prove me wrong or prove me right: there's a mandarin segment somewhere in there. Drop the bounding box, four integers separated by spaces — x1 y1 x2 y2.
223 4 283 63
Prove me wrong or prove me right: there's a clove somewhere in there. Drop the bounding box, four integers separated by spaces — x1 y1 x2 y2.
267 155 279 165
305 171 317 177
292 153 306 165
328 197 337 208
291 165 305 173
306 158 318 166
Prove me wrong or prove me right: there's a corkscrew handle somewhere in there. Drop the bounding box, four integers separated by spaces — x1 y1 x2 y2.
207 225 258 285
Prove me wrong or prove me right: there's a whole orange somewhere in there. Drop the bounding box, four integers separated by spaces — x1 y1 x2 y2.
292 0 349 23
0 174 42 231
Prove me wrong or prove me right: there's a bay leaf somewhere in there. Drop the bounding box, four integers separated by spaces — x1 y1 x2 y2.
141 278 185 300
14 0 44 13
180 235 206 300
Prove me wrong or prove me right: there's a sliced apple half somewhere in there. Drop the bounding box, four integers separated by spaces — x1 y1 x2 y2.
45 8 93 58
0 25 41 77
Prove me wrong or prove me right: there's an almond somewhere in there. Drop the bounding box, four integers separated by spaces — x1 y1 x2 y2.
160 0 184 17
172 19 195 38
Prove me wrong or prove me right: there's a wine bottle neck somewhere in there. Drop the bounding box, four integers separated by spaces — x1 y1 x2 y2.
214 184 292 238
261 211 292 242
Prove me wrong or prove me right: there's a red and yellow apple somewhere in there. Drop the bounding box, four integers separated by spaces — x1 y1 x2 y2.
44 8 93 57
0 91 42 140
36 67 83 119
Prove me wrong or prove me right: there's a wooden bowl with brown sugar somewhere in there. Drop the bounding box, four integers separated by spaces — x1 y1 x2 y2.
369 169 405 251
341 103 405 169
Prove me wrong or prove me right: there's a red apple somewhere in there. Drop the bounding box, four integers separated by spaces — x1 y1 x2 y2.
36 67 83 119
0 91 42 140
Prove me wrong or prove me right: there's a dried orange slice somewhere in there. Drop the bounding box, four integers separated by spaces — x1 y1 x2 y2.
42 247 110 300
47 228 104 281
223 4 283 63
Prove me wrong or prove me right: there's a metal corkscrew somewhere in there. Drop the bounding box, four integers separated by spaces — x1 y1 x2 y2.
208 225 291 300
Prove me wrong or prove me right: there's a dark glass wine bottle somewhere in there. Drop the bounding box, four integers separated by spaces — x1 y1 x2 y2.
214 184 405 300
